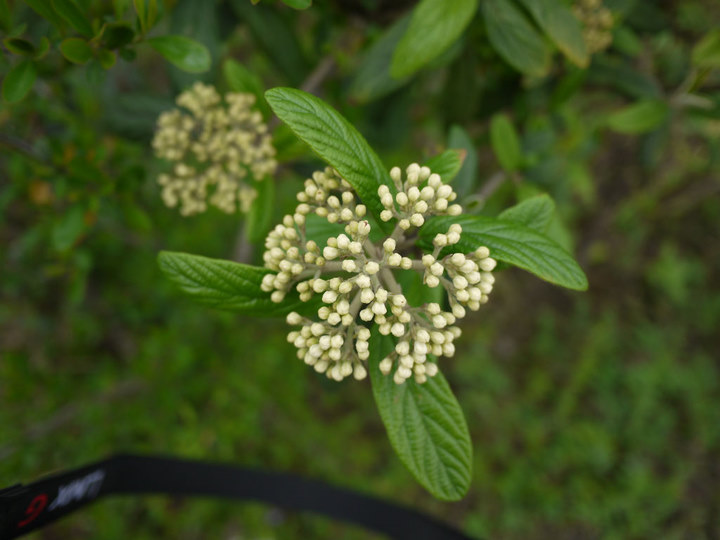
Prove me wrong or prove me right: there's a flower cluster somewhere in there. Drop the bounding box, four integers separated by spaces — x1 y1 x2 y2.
152 82 277 216
262 163 497 384
573 0 614 53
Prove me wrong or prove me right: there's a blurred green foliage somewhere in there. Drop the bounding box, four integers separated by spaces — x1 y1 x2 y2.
2 0 720 537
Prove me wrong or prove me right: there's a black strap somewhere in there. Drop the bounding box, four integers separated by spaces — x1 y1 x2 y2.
0 454 474 540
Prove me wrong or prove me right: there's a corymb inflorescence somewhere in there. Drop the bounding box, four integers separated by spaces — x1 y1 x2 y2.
262 163 496 384
152 82 277 216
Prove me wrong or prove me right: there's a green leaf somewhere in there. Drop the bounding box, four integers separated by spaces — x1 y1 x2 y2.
3 37 35 56
25 0 63 28
2 60 37 103
98 49 117 69
606 100 669 134
499 194 555 232
34 37 50 59
264 87 393 233
52 205 86 252
517 0 588 68
391 0 478 79
52 0 94 37
447 125 477 198
223 58 269 117
419 215 588 290
692 30 720 69
482 0 551 77
59 38 93 64
245 179 275 243
102 22 135 50
423 149 464 184
146 35 211 73
369 331 473 501
157 251 310 317
490 113 522 172
281 0 311 8
347 14 411 104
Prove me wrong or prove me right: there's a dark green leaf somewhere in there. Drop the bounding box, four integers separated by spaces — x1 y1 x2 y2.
423 149 464 184
447 125 477 198
146 35 211 73
391 0 478 79
499 194 555 232
102 22 136 50
34 37 50 59
490 113 522 172
157 251 310 317
419 215 588 290
52 0 94 37
3 38 35 56
482 0 551 77
606 100 669 134
369 331 473 501
265 87 393 233
517 0 588 68
347 14 411 104
2 60 37 103
59 38 93 64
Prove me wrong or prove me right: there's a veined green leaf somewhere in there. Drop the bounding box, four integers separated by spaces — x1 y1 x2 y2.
369 331 473 501
606 100 669 134
499 194 555 232
158 251 310 317
517 0 589 68
423 149 465 184
2 60 37 103
265 87 393 233
447 125 477 198
490 113 522 172
146 35 211 73
482 0 551 77
419 215 588 290
391 0 478 79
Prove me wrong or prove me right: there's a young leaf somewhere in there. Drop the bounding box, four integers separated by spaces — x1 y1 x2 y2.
146 35 211 73
482 0 551 77
606 100 669 134
52 0 94 37
447 125 477 198
265 87 393 233
347 14 411 104
369 331 473 501
423 149 465 184
52 205 86 251
59 38 93 64
391 0 478 79
419 215 588 290
157 251 310 317
2 60 37 103
490 113 522 172
517 0 589 68
499 194 555 232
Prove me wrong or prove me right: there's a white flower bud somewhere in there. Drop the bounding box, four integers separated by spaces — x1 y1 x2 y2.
364 261 380 275
479 258 497 272
396 192 408 206
425 363 438 377
380 210 393 222
286 312 302 325
379 357 393 374
323 246 338 259
383 238 396 252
